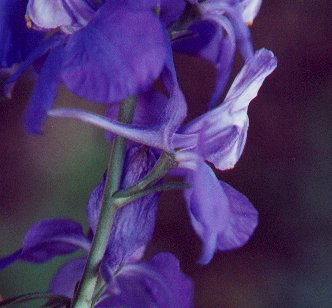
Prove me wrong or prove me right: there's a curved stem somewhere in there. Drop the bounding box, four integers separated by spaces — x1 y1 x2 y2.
71 96 136 308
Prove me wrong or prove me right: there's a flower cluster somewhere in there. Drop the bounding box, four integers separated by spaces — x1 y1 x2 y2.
0 0 276 307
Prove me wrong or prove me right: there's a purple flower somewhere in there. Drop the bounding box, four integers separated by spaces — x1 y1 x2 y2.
183 159 258 264
0 218 90 269
175 48 277 263
50 253 193 308
50 49 276 165
0 0 42 69
49 31 189 152
48 48 276 263
87 146 160 270
0 145 193 306
173 0 260 107
6 0 170 134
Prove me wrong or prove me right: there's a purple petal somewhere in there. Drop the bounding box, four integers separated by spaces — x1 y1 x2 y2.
224 48 277 105
160 0 186 25
128 28 188 146
0 249 22 269
61 3 166 102
120 0 186 25
24 44 64 134
216 180 258 251
21 218 90 262
181 49 277 170
48 107 173 151
105 34 187 143
1 64 19 99
241 0 262 25
199 1 254 59
184 162 230 263
86 173 105 234
4 33 64 89
130 90 173 128
173 17 235 107
185 162 258 264
50 257 86 297
155 26 188 143
0 218 89 269
224 3 254 59
27 0 95 33
106 146 159 268
88 146 159 269
173 19 218 55
0 0 42 68
101 253 193 308
203 17 236 107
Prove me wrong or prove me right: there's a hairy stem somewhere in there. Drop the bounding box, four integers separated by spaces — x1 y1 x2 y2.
71 96 136 308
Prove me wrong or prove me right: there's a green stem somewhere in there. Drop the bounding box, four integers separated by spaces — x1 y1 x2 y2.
115 151 177 197
114 181 190 209
90 276 106 307
71 96 136 308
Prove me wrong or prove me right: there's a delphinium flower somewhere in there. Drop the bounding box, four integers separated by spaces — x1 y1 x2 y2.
0 0 277 307
5 0 187 133
49 48 277 264
0 145 193 307
173 0 262 107
0 0 42 98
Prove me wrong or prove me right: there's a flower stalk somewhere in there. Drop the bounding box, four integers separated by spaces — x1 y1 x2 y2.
71 96 136 308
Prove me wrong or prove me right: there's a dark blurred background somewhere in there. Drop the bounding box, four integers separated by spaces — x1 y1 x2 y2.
0 1 331 307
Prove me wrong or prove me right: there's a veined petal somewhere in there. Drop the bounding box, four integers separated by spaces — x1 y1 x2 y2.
159 27 188 144
27 0 95 33
24 44 64 134
203 16 236 108
21 218 90 260
0 0 42 68
61 3 166 102
216 180 258 251
181 48 277 170
107 146 159 268
0 219 90 269
27 0 74 31
101 253 193 308
184 162 230 263
223 48 277 108
200 1 254 59
88 146 159 269
48 108 173 151
50 257 86 297
105 28 187 147
184 162 258 264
